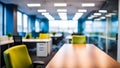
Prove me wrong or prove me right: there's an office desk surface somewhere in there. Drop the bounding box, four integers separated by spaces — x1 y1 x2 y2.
0 39 51 45
46 44 120 68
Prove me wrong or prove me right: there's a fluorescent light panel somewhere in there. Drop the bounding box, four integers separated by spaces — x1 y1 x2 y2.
82 3 95 7
78 9 87 12
42 13 54 20
54 3 67 7
38 9 46 12
106 14 112 17
73 13 83 20
94 13 101 16
57 9 67 12
58 13 67 20
99 10 107 13
94 18 101 21
100 16 106 19
27 3 41 7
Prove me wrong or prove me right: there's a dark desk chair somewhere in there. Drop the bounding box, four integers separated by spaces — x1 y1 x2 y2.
13 35 23 45
3 45 45 68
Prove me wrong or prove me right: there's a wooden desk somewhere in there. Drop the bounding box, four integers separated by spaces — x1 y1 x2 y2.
46 44 120 68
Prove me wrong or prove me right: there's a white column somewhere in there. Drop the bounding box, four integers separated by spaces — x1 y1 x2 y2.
117 0 120 62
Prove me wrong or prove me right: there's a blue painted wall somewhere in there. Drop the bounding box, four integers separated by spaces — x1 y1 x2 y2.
29 15 36 38
4 4 14 35
78 18 85 34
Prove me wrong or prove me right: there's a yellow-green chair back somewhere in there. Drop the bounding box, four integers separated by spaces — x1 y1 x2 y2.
72 35 86 44
3 45 33 68
25 33 32 39
39 33 50 39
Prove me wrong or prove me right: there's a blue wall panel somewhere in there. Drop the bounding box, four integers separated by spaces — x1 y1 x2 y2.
5 4 14 35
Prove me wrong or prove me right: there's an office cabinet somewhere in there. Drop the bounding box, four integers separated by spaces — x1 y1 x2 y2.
36 43 47 57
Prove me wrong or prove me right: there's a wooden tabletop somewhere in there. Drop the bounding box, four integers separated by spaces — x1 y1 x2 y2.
46 44 120 68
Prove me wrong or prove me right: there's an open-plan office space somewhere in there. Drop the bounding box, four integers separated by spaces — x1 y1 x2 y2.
0 0 120 68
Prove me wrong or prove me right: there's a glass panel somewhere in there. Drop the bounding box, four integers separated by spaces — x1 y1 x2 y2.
23 14 28 32
17 11 22 32
49 20 77 33
35 19 40 32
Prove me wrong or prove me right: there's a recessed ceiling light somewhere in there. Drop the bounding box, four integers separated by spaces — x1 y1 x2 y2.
94 18 101 21
73 13 83 20
100 16 106 19
42 13 54 20
94 13 101 16
27 3 41 7
82 3 95 7
106 14 112 17
38 9 47 12
99 10 107 13
57 9 67 12
78 9 87 12
54 3 67 7
58 13 67 20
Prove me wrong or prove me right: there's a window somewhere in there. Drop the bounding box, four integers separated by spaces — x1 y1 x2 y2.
0 3 3 36
49 20 77 33
17 11 22 32
35 19 40 32
23 14 28 32
84 20 106 34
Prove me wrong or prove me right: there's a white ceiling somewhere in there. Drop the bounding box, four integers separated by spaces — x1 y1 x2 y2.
1 0 107 20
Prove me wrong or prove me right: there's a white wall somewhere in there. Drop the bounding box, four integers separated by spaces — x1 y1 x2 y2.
117 0 120 62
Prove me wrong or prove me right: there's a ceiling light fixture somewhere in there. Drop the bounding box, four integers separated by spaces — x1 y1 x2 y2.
94 13 101 16
27 3 41 7
42 13 54 20
72 13 83 20
54 3 67 7
82 3 95 7
94 18 101 21
99 10 107 13
78 9 87 12
100 16 106 19
58 13 67 20
38 9 47 12
57 9 67 12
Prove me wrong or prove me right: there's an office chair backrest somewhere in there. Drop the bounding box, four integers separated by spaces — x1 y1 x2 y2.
39 33 50 39
25 33 32 39
13 36 22 45
72 35 86 44
3 45 33 68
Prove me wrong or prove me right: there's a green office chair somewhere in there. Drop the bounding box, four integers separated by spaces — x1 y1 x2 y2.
3 45 45 68
72 35 86 44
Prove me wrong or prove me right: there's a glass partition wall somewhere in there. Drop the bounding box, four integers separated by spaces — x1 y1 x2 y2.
84 0 118 60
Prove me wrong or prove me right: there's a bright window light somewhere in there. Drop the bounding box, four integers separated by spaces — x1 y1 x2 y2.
23 14 28 32
17 11 22 32
78 9 87 12
54 3 67 7
57 9 67 12
27 3 41 7
49 20 78 33
38 9 47 12
35 19 40 32
82 3 95 7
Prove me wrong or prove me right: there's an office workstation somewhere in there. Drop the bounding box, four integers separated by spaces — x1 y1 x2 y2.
0 0 120 68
